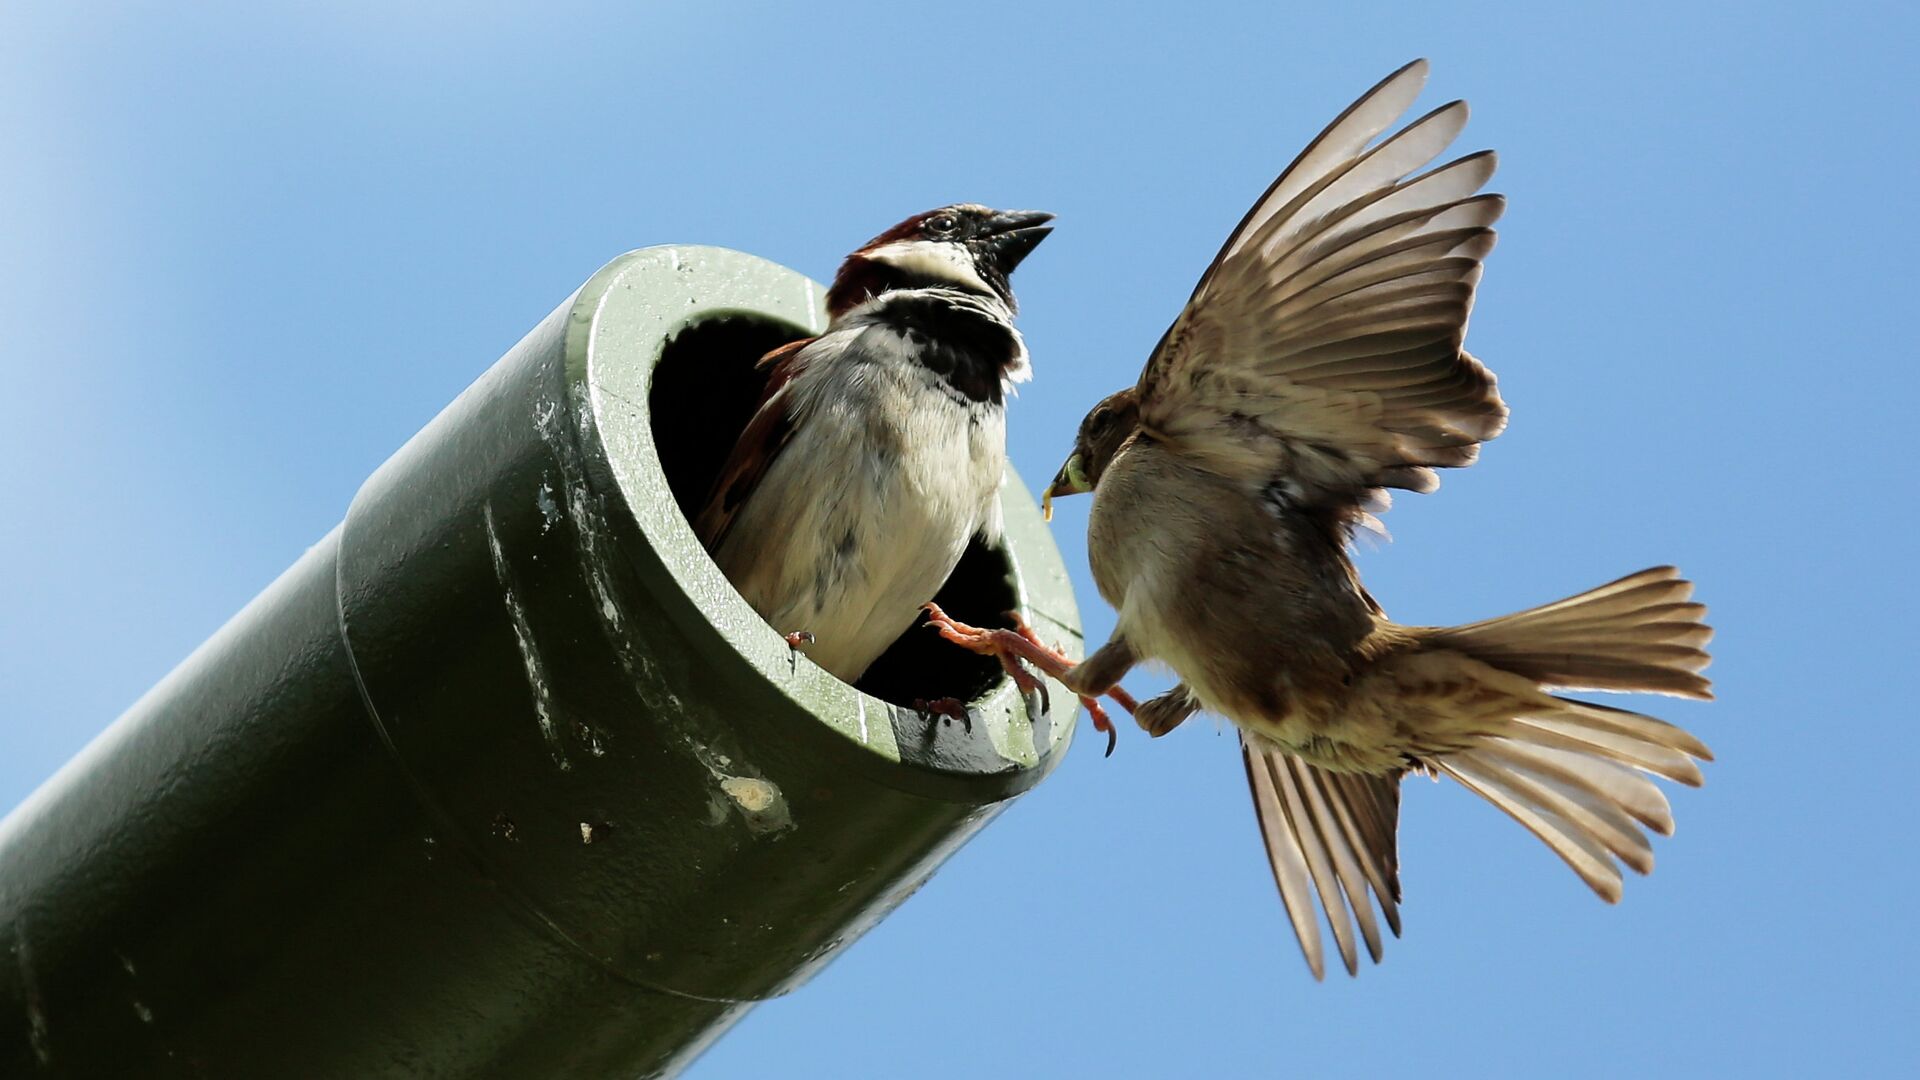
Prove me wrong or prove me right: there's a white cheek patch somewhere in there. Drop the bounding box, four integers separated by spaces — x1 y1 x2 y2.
865 239 994 295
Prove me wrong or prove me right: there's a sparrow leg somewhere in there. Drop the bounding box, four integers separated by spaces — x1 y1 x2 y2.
1007 615 1141 717
1008 615 1142 756
1058 635 1138 698
921 603 1137 756
1136 684 1199 737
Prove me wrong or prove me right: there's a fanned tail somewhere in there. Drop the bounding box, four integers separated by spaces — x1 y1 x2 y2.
1431 566 1714 900
1431 565 1713 699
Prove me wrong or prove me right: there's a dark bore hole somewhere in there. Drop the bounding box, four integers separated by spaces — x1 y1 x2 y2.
649 316 1010 709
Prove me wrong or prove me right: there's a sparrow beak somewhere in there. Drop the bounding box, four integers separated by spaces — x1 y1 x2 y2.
1041 452 1091 522
977 209 1055 272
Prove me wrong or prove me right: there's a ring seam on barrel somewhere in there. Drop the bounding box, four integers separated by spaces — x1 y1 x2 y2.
333 496 743 1006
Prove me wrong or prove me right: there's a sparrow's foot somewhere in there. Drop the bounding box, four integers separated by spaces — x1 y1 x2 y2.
920 606 1052 712
784 631 815 649
912 697 973 728
1076 694 1121 754
1136 686 1199 737
1005 611 1141 756
921 603 1137 757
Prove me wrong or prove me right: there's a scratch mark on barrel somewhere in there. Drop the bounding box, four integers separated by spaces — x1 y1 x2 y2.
485 501 570 770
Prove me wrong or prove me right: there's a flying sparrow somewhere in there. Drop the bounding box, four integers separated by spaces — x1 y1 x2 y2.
694 205 1053 684
927 61 1713 978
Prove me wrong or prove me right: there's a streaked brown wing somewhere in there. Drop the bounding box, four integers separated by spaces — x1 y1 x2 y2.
691 337 813 551
1137 60 1507 521
1242 734 1402 979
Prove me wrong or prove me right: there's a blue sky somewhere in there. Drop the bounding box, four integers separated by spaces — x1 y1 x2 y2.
2 2 1912 1076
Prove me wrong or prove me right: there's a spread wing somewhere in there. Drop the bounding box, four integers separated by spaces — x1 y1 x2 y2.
1137 59 1508 519
1243 735 1404 979
691 338 813 551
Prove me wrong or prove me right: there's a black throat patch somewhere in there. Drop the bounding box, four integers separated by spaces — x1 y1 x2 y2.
870 291 1021 405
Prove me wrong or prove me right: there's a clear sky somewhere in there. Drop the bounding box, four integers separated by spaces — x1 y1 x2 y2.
2 2 1911 1076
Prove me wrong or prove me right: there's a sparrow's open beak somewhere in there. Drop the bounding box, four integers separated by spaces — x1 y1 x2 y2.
978 209 1055 272
1041 452 1091 522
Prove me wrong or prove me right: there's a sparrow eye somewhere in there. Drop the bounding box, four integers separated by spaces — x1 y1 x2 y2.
927 213 959 236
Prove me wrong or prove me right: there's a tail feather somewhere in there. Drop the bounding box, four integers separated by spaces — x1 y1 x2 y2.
1437 753 1627 901
1474 743 1657 872
1433 566 1714 699
1428 566 1715 901
1538 698 1713 762
1478 738 1674 835
1514 711 1707 786
1492 656 1710 699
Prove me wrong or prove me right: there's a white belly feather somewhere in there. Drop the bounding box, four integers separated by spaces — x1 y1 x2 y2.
712 320 1007 682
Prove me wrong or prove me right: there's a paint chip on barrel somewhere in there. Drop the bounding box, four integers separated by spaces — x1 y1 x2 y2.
720 776 778 813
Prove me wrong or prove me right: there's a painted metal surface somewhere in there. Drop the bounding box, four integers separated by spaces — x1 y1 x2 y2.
0 247 1082 1077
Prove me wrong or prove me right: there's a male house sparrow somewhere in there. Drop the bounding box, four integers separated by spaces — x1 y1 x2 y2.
929 61 1713 978
694 205 1053 683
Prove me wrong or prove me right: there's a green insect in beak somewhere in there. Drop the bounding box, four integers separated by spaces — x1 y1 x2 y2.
1041 453 1091 522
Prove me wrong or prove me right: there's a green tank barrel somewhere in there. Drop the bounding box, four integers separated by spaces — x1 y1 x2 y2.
0 247 1082 1077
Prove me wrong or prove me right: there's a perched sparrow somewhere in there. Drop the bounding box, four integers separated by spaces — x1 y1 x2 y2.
694 205 1053 683
930 61 1713 978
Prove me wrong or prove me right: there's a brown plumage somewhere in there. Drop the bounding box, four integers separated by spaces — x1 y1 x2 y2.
1022 60 1714 979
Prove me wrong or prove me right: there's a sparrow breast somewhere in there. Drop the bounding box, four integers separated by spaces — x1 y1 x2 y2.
698 203 1051 684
